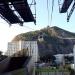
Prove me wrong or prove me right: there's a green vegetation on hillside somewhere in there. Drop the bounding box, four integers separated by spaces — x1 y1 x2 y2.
12 26 75 56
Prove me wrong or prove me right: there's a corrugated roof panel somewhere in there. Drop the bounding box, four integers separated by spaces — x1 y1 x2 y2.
60 0 73 13
12 0 35 22
0 0 35 24
0 3 22 24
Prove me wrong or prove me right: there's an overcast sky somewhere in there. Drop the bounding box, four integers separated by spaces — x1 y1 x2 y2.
0 0 75 52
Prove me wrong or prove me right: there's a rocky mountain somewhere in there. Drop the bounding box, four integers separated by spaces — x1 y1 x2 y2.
12 26 75 57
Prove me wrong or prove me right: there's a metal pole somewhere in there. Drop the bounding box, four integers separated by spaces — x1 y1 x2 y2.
73 45 75 71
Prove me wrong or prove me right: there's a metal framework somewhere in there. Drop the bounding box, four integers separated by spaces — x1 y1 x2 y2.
28 0 36 24
67 1 75 22
58 0 75 22
0 0 36 26
58 0 73 13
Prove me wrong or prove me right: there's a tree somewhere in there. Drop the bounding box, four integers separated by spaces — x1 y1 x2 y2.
65 56 74 63
40 54 56 62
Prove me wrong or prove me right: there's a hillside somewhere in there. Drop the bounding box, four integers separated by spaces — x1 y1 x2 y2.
12 26 75 56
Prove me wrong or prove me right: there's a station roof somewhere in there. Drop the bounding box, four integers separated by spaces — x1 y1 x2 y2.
0 3 22 24
0 0 35 25
12 0 35 22
60 0 73 13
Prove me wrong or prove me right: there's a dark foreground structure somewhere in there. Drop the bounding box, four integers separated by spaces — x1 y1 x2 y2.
0 0 35 25
0 57 31 75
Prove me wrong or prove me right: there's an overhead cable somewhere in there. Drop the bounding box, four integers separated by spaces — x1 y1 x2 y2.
50 0 54 26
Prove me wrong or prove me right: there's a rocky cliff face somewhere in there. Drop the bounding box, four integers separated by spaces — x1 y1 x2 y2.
12 26 75 56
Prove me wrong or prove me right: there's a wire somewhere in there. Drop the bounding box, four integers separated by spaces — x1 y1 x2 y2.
24 25 35 31
50 0 54 26
58 0 60 12
47 0 50 26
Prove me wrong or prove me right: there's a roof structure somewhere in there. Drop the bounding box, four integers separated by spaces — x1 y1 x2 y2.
0 3 22 24
58 0 75 22
12 0 35 22
0 0 36 25
60 0 73 13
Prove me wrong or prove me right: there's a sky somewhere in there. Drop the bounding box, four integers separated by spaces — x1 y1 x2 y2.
0 0 75 53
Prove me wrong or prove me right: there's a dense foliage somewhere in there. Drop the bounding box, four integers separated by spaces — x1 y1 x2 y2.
12 26 75 57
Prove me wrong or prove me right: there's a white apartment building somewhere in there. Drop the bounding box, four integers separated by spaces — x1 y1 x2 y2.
6 41 19 56
5 40 39 62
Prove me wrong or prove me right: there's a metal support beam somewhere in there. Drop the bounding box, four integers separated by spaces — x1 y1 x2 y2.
0 14 11 25
29 0 36 25
0 0 36 25
67 2 75 22
60 0 73 13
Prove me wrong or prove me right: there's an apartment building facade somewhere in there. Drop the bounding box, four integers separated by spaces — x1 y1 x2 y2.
5 40 39 62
